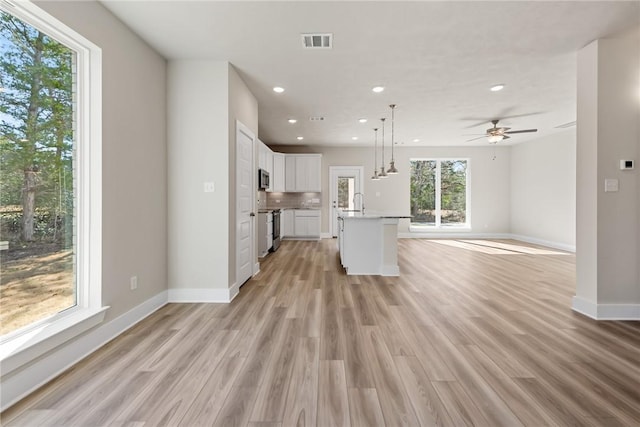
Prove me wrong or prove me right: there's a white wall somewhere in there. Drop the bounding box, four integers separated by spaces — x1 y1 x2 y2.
510 130 576 250
34 1 168 320
168 62 258 295
575 26 640 317
595 31 639 304
271 144 512 236
168 61 230 292
228 66 259 286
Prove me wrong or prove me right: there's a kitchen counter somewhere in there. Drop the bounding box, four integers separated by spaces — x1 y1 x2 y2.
337 210 409 276
266 207 321 210
338 210 410 219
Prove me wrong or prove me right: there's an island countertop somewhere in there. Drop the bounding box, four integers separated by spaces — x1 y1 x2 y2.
338 210 411 219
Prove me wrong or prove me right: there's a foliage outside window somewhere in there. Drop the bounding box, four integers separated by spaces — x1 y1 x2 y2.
410 159 468 228
337 176 355 210
0 11 76 335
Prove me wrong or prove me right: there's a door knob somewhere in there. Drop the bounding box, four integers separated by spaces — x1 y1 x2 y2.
250 212 255 217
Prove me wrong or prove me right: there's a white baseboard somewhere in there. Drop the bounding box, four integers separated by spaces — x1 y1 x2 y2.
168 287 237 303
229 282 240 302
380 265 400 276
320 232 332 239
572 296 640 320
1 291 168 412
509 234 575 253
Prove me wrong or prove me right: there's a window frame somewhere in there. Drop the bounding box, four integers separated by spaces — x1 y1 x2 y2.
0 0 106 375
409 158 471 231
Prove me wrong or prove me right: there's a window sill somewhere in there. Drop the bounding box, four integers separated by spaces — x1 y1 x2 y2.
0 306 109 375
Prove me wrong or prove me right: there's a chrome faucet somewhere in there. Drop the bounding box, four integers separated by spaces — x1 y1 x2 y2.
353 192 365 213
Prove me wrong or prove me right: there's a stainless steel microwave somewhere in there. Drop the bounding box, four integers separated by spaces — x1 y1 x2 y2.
258 168 270 190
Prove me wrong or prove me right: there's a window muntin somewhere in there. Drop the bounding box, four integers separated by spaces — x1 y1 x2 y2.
410 159 469 228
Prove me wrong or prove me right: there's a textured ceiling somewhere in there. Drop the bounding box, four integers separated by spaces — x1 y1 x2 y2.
101 1 640 147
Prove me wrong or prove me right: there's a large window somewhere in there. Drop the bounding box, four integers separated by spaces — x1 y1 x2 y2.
0 1 103 378
0 10 76 335
410 159 469 228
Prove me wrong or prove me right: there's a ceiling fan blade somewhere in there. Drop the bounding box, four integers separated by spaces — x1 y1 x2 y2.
461 111 545 129
505 129 538 134
502 135 511 140
466 135 487 142
462 133 487 136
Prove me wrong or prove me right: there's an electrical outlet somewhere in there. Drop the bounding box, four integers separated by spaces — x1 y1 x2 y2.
130 276 138 290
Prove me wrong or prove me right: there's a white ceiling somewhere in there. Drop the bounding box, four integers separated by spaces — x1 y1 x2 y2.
101 1 640 147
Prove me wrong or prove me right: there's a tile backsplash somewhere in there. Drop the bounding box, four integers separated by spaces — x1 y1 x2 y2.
258 191 321 209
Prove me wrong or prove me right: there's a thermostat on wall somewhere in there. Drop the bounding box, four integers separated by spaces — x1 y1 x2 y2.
620 160 634 170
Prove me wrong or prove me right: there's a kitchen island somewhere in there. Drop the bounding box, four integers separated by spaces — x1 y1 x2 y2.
337 210 411 276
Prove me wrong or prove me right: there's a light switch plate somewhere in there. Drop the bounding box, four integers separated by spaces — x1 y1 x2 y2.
203 182 215 193
604 179 619 192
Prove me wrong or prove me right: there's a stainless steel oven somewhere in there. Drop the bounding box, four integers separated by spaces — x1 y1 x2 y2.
271 209 281 252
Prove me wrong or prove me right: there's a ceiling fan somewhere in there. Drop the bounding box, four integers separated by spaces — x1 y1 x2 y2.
466 119 538 143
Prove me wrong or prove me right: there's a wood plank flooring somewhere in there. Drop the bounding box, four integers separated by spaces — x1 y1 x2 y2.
3 238 640 426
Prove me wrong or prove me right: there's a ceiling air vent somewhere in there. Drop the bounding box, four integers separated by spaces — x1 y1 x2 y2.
301 33 333 49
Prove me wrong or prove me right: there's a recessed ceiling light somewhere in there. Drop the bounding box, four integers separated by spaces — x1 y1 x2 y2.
273 86 285 93
413 139 420 143
358 118 367 123
490 84 505 92
288 119 297 124
352 136 358 140
372 86 385 93
297 136 304 140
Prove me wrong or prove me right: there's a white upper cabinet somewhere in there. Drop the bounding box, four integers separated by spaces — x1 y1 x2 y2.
272 153 285 192
257 140 274 191
285 155 297 192
285 154 322 192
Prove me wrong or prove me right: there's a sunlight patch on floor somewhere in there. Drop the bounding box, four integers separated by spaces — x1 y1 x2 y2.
430 240 514 254
430 239 570 255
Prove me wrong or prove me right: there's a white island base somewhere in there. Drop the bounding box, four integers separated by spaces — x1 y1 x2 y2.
338 212 409 276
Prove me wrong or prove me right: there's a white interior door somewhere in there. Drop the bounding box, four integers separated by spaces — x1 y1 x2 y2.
236 122 255 286
329 166 364 237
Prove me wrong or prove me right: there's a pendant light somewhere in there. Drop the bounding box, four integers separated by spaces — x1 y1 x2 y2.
371 128 380 180
379 118 388 178
387 104 399 174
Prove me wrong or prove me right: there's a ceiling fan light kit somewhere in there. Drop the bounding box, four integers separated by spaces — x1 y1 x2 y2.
466 119 538 143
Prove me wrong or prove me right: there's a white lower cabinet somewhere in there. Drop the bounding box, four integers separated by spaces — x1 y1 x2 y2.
281 209 320 239
293 210 320 238
258 212 273 257
282 209 294 238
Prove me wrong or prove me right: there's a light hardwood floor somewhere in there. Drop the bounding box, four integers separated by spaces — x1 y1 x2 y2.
3 239 640 426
